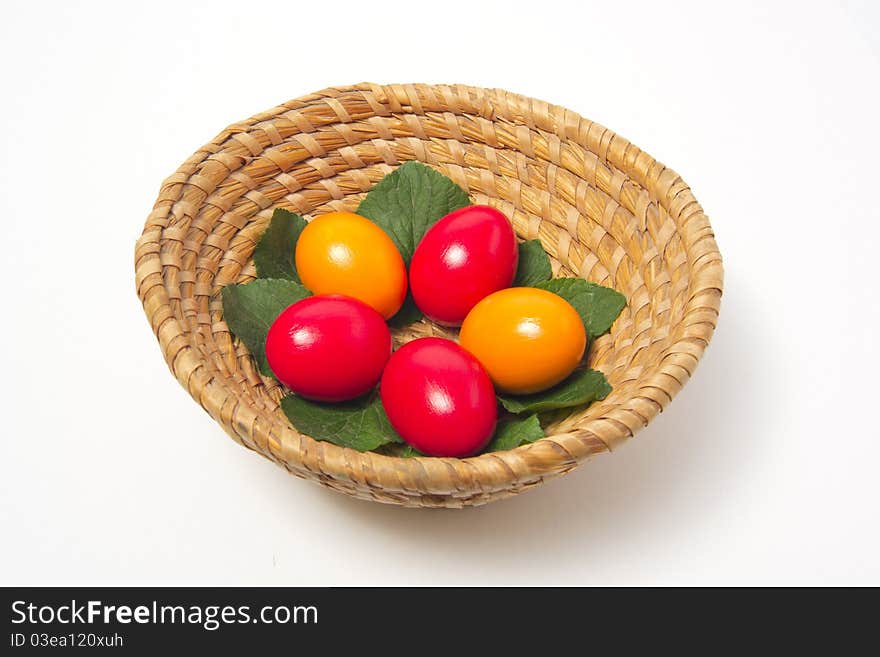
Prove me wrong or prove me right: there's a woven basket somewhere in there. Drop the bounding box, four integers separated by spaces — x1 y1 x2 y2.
135 83 723 508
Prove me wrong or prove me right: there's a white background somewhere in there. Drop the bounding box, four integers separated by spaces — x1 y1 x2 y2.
1 0 878 586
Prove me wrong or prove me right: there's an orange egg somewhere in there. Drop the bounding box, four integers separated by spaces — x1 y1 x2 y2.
459 287 586 394
295 211 407 319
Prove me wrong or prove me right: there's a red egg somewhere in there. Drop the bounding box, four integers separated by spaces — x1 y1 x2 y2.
380 337 497 457
266 294 391 402
409 205 518 326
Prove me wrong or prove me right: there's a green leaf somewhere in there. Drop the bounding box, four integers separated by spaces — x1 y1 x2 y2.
221 279 311 376
535 278 626 339
373 443 424 457
514 240 553 286
485 414 544 452
253 208 307 282
356 161 471 262
387 293 423 328
497 368 612 414
280 395 403 451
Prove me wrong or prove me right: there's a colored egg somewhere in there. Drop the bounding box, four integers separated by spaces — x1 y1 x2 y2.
460 287 587 394
380 337 498 457
295 211 408 319
266 294 391 402
409 205 518 326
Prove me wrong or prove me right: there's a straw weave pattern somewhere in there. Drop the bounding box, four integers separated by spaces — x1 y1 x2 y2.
134 83 723 508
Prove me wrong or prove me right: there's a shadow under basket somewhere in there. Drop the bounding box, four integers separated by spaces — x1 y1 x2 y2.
134 83 723 508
